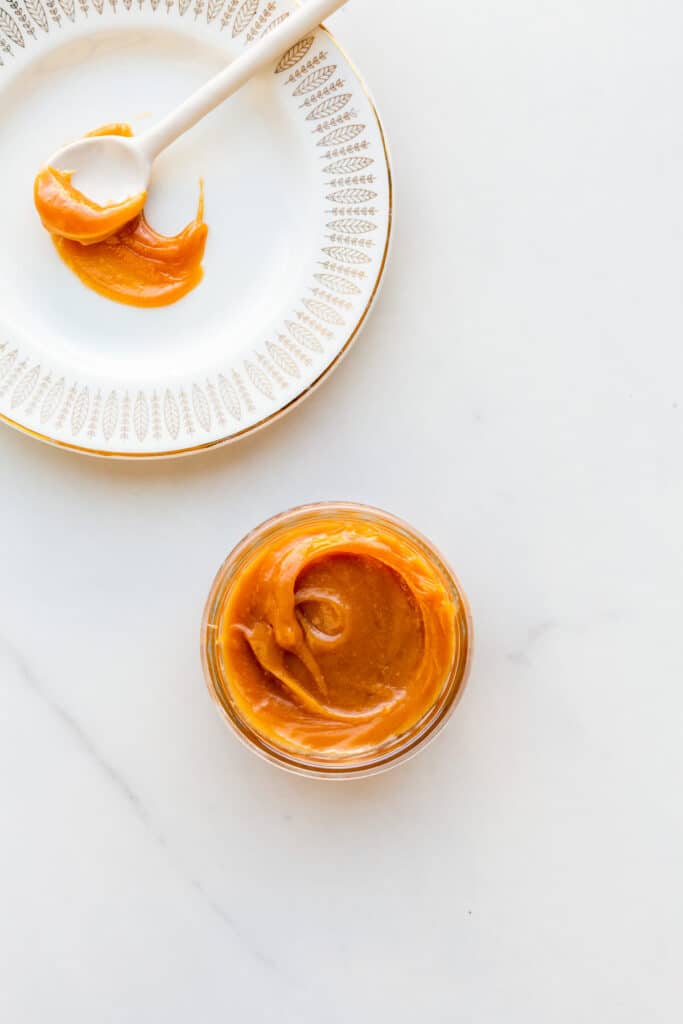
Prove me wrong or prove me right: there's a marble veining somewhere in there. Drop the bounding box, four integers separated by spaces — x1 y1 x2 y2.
0 637 280 975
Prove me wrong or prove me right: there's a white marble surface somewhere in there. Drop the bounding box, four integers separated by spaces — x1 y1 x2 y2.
1 1 682 1019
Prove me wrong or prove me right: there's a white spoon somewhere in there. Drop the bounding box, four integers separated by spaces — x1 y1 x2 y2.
46 0 350 207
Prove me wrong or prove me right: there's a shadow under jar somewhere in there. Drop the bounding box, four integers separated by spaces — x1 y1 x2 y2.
201 503 472 779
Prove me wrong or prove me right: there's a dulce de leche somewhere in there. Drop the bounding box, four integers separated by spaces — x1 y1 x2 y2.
203 505 472 773
34 124 207 308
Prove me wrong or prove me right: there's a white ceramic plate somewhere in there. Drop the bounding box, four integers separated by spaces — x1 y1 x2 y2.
0 0 391 457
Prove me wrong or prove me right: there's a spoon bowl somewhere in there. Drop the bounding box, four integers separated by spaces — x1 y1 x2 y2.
49 135 150 206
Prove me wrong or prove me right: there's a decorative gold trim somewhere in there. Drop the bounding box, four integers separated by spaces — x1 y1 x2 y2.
0 24 393 461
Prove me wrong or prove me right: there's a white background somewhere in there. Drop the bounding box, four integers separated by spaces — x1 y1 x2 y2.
1 1 682 1020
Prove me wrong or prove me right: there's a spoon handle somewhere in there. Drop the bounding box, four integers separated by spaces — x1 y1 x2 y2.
137 0 351 161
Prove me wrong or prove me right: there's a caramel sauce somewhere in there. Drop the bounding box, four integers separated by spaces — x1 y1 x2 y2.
218 518 457 756
34 124 207 308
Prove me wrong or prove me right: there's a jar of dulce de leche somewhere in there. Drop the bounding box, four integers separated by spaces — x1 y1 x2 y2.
201 503 472 779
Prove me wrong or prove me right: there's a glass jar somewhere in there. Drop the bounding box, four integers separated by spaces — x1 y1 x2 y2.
201 503 472 779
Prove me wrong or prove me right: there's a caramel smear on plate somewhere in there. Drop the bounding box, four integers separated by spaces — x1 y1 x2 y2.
34 124 208 308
